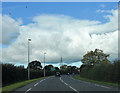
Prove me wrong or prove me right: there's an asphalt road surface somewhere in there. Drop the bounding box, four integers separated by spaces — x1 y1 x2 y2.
13 75 119 93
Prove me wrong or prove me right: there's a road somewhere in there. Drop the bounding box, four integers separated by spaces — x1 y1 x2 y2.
13 75 119 93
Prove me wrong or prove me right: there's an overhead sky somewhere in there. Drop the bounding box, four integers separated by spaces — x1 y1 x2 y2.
1 2 118 67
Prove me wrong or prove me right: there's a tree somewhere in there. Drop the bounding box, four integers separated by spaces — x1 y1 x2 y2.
44 65 54 71
28 60 42 70
60 65 68 70
67 66 78 74
81 49 110 65
55 67 59 71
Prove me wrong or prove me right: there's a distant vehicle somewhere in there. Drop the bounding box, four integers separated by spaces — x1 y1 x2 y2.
55 72 61 77
67 73 70 75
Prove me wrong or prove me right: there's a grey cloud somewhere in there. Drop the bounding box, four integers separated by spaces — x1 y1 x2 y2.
1 15 22 45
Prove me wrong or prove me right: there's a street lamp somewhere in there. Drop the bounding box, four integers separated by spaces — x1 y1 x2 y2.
28 39 31 80
44 52 46 77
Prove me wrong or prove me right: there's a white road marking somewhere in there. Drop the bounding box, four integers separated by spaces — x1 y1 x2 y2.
71 77 90 84
25 88 31 93
39 77 51 83
71 76 111 89
94 84 110 89
25 76 54 93
34 82 39 86
60 77 79 93
40 80 43 82
69 86 78 92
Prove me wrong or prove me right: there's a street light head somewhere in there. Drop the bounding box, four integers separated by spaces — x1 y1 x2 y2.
44 52 46 54
28 39 31 41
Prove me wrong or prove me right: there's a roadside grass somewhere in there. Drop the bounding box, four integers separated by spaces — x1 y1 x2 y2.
1 77 45 93
73 75 118 88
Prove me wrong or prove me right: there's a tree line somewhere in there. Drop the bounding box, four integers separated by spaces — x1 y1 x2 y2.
2 60 55 86
2 48 120 86
80 49 120 84
2 60 79 86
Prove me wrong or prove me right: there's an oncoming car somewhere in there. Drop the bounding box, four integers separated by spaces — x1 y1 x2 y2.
55 72 61 77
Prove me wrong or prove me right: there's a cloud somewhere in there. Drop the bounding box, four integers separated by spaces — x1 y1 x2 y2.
2 9 118 65
94 9 118 33
66 61 82 68
1 14 22 45
96 9 108 13
99 4 106 8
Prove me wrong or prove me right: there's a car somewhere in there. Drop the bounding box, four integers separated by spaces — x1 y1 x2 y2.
55 72 61 77
67 73 70 75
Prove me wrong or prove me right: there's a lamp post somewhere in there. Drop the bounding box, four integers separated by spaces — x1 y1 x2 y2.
28 39 31 80
44 52 46 77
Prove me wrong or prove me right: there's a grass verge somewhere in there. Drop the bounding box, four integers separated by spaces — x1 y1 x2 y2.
1 77 45 93
73 75 118 88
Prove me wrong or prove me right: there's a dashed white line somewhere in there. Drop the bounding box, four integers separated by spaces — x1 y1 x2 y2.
25 88 31 93
25 76 53 93
60 77 79 93
39 77 51 83
34 82 39 86
39 80 43 82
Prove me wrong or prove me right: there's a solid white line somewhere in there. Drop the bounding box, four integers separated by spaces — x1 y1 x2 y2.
69 86 78 92
60 77 79 93
25 88 31 93
94 84 110 89
71 77 111 89
71 77 82 82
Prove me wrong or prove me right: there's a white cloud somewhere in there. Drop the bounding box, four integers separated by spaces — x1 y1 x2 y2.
96 9 109 13
2 9 118 65
95 9 118 33
1 15 22 45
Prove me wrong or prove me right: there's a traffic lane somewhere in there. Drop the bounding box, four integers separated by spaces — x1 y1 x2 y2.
29 76 73 91
61 75 118 91
13 76 53 92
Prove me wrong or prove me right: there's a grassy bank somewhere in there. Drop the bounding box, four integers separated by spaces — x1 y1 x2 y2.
1 77 45 93
73 75 118 88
